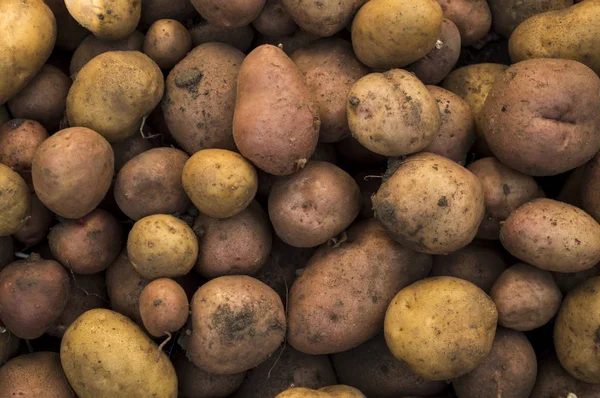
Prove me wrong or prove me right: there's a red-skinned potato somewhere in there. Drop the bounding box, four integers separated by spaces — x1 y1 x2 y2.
282 0 364 37
139 278 189 337
143 19 192 70
0 119 48 185
437 0 492 46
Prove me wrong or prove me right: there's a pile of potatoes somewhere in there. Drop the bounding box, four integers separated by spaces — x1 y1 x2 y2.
0 0 600 397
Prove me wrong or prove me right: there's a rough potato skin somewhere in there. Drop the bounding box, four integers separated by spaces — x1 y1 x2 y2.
13 193 54 246
282 0 364 37
489 0 573 38
0 164 31 237
373 152 485 255
252 0 297 36
531 355 600 398
143 19 192 70
189 23 255 53
384 276 498 381
190 0 266 28
500 198 600 272
139 278 189 337
163 43 245 154
64 0 141 40
582 151 600 223
188 275 286 374
0 0 56 104
480 59 600 176
175 354 246 398
0 352 74 397
437 0 492 46
32 127 114 219
0 119 48 185
233 45 320 176
287 220 432 354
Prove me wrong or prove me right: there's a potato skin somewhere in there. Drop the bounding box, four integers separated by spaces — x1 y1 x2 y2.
276 388 329 398
500 198 600 272
437 0 492 46
287 219 432 354
139 278 189 337
282 0 363 37
531 355 600 398
489 0 572 38
189 23 255 53
32 127 114 219
0 164 31 237
111 133 156 173
13 193 54 246
190 0 266 28
319 385 365 397
64 0 141 40
0 119 48 185
480 59 600 176
252 0 297 36
144 19 192 70
60 308 178 398
174 354 246 398
0 0 56 104
255 29 321 55
233 45 319 176
582 151 600 223
384 276 498 381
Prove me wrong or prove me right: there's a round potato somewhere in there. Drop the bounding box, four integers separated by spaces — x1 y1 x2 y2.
140 0 198 27
0 164 31 237
0 352 73 397
13 193 54 246
189 22 255 53
531 355 600 398
437 0 492 46
64 0 141 40
144 19 192 70
0 119 48 185
139 278 189 337
252 0 297 36
127 214 198 279
582 151 600 222
384 276 498 380
190 0 266 28
282 0 363 37
175 354 246 398
489 0 572 38
32 127 114 219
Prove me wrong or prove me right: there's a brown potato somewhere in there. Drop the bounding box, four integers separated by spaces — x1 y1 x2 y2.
582 151 600 222
0 332 20 366
500 198 600 272
233 44 319 176
174 353 246 398
490 263 562 331
0 254 69 339
189 22 255 53
0 237 14 270
252 0 297 36
163 43 245 154
531 355 600 398
140 0 198 27
488 0 573 38
437 0 492 46
144 19 192 70
32 127 114 219
255 29 320 55
468 157 541 240
0 119 48 185
44 0 89 51
13 193 54 246
190 0 266 28
139 278 189 337
268 161 361 248
111 133 157 173
188 275 286 374
114 147 190 221
0 164 31 237
65 0 141 40
287 219 432 354
282 0 363 37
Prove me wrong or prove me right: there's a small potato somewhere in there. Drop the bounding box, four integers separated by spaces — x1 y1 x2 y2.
254 29 321 55
127 214 198 279
0 254 70 339
268 161 361 248
437 0 492 46
282 0 363 37
423 86 475 165
488 0 572 38
0 164 31 237
335 137 388 167
490 263 562 331
531 355 600 398
190 0 266 28
582 151 600 222
188 275 286 374
144 19 192 70
111 133 157 173
500 198 600 272
140 0 198 27
0 237 14 270
65 0 141 40
0 119 48 184
7 65 71 133
252 0 297 36
114 147 190 221
182 149 258 219
175 354 246 398
13 193 54 246
44 0 89 51
48 209 123 275
319 385 366 397
0 332 20 365
347 69 441 157
139 278 189 337
468 157 541 240
189 22 255 53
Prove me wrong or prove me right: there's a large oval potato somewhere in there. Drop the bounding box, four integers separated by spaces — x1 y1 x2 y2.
190 0 266 28
489 0 573 38
437 0 492 46
282 0 364 37
582 151 600 222
65 0 141 40
60 308 177 398
0 0 56 104
0 164 30 237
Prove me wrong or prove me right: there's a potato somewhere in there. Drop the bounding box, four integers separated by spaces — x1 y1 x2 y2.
500 198 600 272
480 59 600 176
140 0 198 27
190 0 266 28
353 170 383 219
233 44 319 175
331 334 447 398
288 219 432 354
112 133 157 173
373 152 485 255
0 237 14 271
582 151 600 222
114 147 190 220
0 352 74 397
407 19 461 85
127 214 198 279
32 127 113 219
385 276 498 380
509 1 600 75
490 263 562 331
319 385 365 397
422 86 475 165
0 0 56 104
554 264 600 295
64 0 141 40
255 29 321 55
268 161 360 248
531 355 600 398
437 0 491 46
174 353 246 398
0 332 20 365
188 275 286 374
291 39 369 143
139 278 188 337
7 65 71 133
555 276 600 383
252 0 297 36
335 136 387 167
0 119 48 184
276 388 329 398
489 0 572 38
282 0 363 37
0 254 70 339
351 0 442 69
13 193 54 246
163 43 245 154
44 0 89 51
67 51 164 143
189 22 255 53
467 157 541 240
60 308 177 398
144 19 192 70
232 347 336 398
347 69 441 157
69 31 145 77
0 164 31 237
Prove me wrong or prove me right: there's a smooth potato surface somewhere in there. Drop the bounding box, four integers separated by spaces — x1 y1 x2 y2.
65 0 141 40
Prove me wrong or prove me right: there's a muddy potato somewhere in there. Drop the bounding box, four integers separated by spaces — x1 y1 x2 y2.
0 164 31 237
190 22 255 53
0 237 14 270
437 0 491 46
60 309 177 398
282 0 363 37
65 0 141 40
0 332 20 365
139 278 188 337
531 355 600 398
0 254 69 339
373 152 485 255
0 352 73 397
348 69 441 157
582 151 600 222
288 219 432 354
175 354 246 398
500 198 600 272
115 147 190 220
163 43 245 154
351 0 443 69
384 276 498 380
190 0 266 28
0 119 48 184
252 0 297 36
0 0 56 105
13 194 54 246
144 19 192 70
255 29 321 55
489 0 572 38
111 133 157 173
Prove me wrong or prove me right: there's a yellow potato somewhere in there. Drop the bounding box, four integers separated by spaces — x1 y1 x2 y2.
276 388 330 398
65 0 141 40
0 164 31 237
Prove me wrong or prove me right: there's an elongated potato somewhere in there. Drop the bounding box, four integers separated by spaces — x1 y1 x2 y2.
282 0 364 37
190 0 266 28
